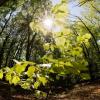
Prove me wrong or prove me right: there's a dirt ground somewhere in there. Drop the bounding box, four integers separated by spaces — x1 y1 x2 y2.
0 80 100 100
48 81 100 100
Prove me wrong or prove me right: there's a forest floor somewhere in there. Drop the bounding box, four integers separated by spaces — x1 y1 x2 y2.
0 80 100 100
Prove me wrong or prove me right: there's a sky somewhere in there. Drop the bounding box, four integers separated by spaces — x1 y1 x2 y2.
51 0 60 5
50 0 83 17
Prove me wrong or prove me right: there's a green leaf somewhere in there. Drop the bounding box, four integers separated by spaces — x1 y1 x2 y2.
72 62 88 71
43 43 50 50
65 62 73 67
0 70 3 79
38 76 47 86
12 76 20 85
55 37 66 46
27 66 35 77
34 81 40 89
42 92 47 97
72 51 80 56
21 82 30 89
52 2 67 18
81 73 90 80
5 72 12 82
15 63 27 74
84 34 91 39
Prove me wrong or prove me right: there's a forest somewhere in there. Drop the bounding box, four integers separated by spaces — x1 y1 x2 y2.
0 0 100 100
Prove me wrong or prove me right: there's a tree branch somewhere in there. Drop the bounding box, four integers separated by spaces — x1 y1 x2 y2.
91 4 100 14
0 11 13 35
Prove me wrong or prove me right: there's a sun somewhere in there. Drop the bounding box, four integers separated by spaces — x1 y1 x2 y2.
43 17 54 31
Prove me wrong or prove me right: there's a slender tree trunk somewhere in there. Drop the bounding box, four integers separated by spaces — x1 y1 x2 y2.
4 38 16 67
26 27 31 61
26 30 37 61
0 35 9 67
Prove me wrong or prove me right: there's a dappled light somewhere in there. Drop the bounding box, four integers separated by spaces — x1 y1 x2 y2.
0 0 100 100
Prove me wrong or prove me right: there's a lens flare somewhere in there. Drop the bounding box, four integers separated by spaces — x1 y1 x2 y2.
43 18 53 30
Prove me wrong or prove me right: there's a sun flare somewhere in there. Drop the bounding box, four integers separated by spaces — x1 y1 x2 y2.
43 17 54 30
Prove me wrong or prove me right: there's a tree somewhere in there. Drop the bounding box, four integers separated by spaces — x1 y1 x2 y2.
0 0 52 67
70 0 100 80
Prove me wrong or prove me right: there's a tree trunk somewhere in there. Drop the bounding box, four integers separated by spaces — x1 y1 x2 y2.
0 35 9 67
